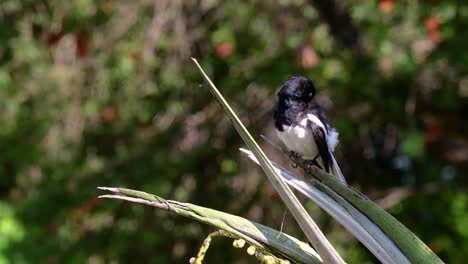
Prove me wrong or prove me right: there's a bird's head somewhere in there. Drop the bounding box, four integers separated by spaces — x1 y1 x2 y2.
277 76 316 103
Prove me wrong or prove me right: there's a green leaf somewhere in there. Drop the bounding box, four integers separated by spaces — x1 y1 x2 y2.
192 58 345 264
285 156 444 264
241 148 410 264
98 187 322 264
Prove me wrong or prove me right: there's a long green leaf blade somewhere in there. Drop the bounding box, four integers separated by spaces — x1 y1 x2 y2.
98 187 322 264
192 58 345 264
240 148 410 264
293 157 444 264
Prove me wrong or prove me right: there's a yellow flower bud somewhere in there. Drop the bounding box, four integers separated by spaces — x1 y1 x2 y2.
232 239 246 248
246 245 256 255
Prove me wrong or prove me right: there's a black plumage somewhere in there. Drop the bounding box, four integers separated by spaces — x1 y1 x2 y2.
307 119 332 173
273 76 346 183
274 77 329 132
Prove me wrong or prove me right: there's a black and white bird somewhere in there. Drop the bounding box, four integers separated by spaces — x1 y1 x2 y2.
273 76 346 183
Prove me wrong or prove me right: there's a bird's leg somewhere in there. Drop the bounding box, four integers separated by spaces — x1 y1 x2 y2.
305 154 321 172
288 151 300 168
289 151 301 159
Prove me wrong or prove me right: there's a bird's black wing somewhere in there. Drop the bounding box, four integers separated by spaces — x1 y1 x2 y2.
307 119 332 173
307 102 329 133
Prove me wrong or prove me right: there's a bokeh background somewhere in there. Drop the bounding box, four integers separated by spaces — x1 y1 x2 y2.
1 0 467 263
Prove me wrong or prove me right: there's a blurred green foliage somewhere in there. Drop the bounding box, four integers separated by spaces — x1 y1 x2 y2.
1 0 467 263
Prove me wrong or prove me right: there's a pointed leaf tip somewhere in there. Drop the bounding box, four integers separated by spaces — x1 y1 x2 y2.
97 187 120 192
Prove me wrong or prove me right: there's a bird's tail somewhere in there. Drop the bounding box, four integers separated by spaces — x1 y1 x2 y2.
330 154 347 184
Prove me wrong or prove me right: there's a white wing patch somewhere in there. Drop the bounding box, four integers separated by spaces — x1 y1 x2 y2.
303 114 325 130
327 128 339 151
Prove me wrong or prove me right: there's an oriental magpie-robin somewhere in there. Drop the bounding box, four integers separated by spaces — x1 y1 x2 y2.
274 76 346 183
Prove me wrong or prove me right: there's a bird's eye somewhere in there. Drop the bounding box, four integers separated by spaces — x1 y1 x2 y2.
309 92 313 98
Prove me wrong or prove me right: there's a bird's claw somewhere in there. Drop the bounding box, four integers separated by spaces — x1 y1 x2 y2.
304 160 313 173
304 159 321 173
289 151 300 168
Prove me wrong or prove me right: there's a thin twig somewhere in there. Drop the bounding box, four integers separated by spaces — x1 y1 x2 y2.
192 230 237 264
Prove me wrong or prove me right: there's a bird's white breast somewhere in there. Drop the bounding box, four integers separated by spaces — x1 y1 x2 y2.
277 123 319 159
276 114 339 159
